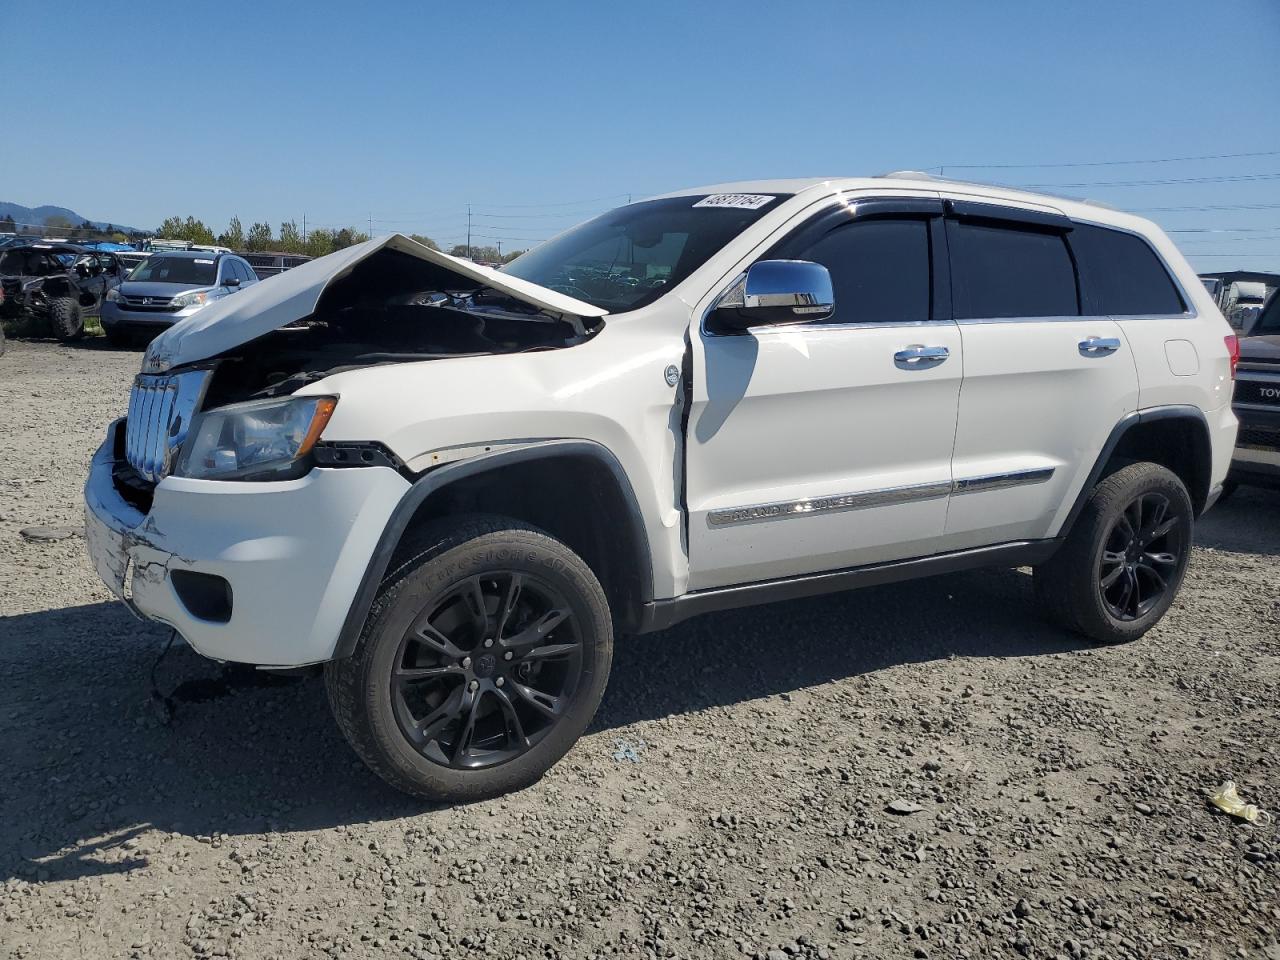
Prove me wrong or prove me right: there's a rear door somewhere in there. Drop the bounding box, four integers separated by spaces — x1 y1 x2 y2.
940 200 1139 549
686 198 964 589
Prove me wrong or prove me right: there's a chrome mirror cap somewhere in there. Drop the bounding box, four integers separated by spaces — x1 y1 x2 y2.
714 259 834 329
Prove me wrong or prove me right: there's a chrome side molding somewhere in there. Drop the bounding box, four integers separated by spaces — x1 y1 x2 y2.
952 467 1057 495
708 468 1056 527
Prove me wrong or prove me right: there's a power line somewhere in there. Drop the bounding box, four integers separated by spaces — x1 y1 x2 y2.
1133 202 1280 213
1015 172 1280 189
934 149 1280 171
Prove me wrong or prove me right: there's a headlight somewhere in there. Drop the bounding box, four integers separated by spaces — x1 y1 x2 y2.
174 396 338 481
105 288 121 301
171 290 209 309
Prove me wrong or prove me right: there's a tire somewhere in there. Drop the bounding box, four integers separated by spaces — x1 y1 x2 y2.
0 322 6 357
1034 462 1193 645
325 515 613 802
48 298 84 340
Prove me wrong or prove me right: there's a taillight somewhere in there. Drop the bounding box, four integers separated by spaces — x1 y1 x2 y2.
1225 335 1239 380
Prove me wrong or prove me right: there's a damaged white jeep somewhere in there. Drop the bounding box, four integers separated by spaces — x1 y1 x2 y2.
85 176 1238 800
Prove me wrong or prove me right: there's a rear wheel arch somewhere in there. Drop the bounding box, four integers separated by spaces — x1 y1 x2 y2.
1061 406 1213 538
332 441 654 659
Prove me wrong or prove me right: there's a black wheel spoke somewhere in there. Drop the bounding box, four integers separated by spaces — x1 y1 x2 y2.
511 680 563 720
504 608 571 653
495 573 523 640
462 577 490 638
414 622 465 661
521 642 579 662
1100 563 1126 589
417 686 465 743
1148 516 1178 541
493 688 530 749
450 687 483 763
395 663 463 682
1137 561 1167 592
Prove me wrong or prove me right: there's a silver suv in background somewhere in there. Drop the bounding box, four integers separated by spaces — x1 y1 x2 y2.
101 251 258 346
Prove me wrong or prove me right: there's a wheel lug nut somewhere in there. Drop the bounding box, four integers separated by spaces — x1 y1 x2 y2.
462 656 472 668
469 680 479 691
483 638 494 648
496 677 505 688
503 651 513 661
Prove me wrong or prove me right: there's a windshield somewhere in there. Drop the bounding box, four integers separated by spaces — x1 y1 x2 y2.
128 256 217 285
501 194 789 312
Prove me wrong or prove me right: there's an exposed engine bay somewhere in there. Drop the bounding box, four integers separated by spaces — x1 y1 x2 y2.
200 248 602 407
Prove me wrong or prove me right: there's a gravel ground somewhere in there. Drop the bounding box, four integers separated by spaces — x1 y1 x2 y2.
1 337 1278 960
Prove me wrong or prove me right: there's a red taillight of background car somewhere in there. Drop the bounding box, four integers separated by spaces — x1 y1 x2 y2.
1225 335 1239 380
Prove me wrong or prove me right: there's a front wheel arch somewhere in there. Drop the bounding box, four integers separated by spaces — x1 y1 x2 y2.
331 440 653 660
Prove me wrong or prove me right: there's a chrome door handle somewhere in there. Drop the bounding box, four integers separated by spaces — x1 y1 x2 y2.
894 344 950 368
1079 336 1121 356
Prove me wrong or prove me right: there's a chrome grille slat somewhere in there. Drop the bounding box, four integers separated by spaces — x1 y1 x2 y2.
124 369 212 485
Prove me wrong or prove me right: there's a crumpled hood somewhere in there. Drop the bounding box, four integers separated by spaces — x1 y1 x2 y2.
1240 333 1280 363
143 234 606 373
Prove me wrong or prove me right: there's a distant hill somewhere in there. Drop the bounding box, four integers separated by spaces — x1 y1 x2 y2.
0 200 142 234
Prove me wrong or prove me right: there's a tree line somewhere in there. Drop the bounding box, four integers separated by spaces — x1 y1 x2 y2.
154 217 527 263
1 210 530 264
155 215 379 258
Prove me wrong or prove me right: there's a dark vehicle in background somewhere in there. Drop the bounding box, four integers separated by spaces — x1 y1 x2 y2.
100 250 258 346
241 251 310 278
1200 270 1280 334
0 242 125 341
1228 292 1280 494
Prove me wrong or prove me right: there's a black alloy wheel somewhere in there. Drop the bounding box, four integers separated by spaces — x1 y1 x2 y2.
1097 491 1184 621
390 572 584 770
1033 461 1193 645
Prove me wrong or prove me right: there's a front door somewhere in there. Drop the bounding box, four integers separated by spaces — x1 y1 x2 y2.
686 203 963 590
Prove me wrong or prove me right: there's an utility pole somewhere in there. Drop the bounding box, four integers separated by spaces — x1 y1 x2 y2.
466 204 472 259
497 240 502 260
302 214 306 243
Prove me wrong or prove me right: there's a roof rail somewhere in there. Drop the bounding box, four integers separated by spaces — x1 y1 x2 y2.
877 170 942 181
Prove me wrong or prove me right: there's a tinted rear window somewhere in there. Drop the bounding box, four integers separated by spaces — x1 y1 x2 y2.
791 218 931 324
1069 224 1185 316
948 220 1078 319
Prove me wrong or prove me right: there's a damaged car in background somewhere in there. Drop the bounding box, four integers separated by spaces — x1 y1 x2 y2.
83 180 1237 802
0 242 125 341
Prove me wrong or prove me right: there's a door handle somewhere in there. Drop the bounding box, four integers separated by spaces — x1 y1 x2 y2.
1078 336 1121 357
894 344 950 368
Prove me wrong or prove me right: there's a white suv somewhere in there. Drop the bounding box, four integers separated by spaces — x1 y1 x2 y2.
84 174 1238 801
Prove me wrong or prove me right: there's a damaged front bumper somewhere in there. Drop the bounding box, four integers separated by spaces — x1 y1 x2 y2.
84 419 411 666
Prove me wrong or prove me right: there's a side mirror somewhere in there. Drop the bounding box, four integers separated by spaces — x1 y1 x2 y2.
712 260 834 330
75 264 89 278
224 277 241 287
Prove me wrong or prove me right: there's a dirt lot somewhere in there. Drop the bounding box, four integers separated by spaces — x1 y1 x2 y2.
1 338 1277 960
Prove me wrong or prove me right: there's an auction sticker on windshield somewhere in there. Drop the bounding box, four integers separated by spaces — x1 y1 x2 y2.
693 194 776 210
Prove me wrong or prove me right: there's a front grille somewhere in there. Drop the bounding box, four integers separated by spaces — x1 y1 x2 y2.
1235 377 1280 407
1240 427 1280 449
120 295 178 312
124 370 211 483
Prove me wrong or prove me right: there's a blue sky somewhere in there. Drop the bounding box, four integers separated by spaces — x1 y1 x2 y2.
3 0 1279 269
